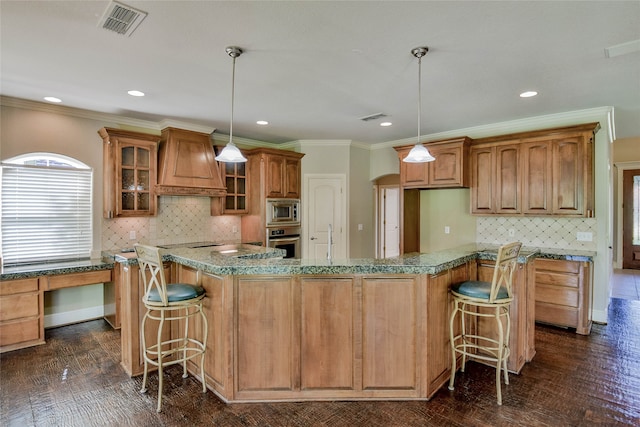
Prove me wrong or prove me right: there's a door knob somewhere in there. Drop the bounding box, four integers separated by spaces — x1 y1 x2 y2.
310 237 317 240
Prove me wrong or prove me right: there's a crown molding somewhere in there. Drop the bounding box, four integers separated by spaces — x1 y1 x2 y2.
371 106 615 151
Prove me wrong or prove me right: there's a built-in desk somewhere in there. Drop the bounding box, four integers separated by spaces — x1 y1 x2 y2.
0 259 114 353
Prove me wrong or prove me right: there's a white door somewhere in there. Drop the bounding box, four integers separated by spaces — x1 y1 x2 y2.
381 186 400 258
304 175 346 260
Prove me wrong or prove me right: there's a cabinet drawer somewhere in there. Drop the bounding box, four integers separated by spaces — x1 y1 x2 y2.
535 271 579 288
0 317 41 347
0 293 40 321
535 284 579 307
0 278 39 296
535 302 578 327
45 269 112 290
535 259 581 274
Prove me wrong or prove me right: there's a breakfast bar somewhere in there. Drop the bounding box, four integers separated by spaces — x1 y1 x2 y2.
110 243 544 403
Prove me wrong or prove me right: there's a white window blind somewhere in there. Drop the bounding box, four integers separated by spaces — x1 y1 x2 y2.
1 155 92 265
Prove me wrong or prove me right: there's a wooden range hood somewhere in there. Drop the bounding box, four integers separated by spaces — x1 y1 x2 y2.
155 127 227 197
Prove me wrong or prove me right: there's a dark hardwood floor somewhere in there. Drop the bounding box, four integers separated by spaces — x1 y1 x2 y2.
1 298 639 426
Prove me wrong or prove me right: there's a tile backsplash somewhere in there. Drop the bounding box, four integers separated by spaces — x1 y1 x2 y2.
476 216 597 251
102 196 241 250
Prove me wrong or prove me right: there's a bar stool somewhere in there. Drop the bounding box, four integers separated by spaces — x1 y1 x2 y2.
448 242 522 405
134 244 208 412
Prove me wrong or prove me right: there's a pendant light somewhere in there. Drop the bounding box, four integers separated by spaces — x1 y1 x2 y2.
215 46 247 163
403 46 435 163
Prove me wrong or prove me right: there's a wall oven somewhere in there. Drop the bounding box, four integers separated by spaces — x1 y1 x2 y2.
266 198 300 227
266 226 301 259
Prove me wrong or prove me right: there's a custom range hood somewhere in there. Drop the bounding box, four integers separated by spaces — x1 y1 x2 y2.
155 127 227 197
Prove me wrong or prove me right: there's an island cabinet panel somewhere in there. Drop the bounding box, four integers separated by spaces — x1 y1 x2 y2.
300 277 355 391
178 267 233 398
0 277 43 352
235 276 298 397
475 257 535 373
361 277 418 391
118 262 172 377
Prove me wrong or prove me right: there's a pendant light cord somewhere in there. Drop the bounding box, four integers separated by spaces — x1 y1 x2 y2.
417 54 422 144
229 54 235 144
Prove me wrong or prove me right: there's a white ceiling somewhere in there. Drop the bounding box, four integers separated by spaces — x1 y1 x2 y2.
1 1 639 145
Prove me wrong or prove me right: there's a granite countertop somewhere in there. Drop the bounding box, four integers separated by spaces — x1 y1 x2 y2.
0 258 114 281
1 242 596 282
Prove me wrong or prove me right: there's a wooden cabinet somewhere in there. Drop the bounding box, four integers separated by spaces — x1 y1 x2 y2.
212 160 248 215
476 256 535 372
395 137 471 189
261 151 303 199
534 258 592 335
470 123 598 217
156 127 226 197
99 127 159 218
0 278 43 353
241 148 304 244
470 143 521 214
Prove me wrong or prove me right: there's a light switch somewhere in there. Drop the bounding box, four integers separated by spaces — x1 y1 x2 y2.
444 226 450 234
577 232 593 241
129 230 136 240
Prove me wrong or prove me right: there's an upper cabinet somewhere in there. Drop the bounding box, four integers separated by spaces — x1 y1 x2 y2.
470 123 599 217
211 159 248 215
248 148 305 200
99 127 160 218
156 127 226 197
394 137 471 189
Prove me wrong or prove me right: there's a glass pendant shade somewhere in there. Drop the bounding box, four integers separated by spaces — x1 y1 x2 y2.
215 142 246 162
403 143 435 163
216 46 247 163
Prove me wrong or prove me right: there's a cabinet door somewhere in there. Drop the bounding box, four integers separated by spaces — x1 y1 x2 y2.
300 277 354 390
361 277 418 390
495 144 520 213
235 276 297 394
428 145 465 187
398 148 429 188
222 161 248 213
552 137 584 215
284 157 301 198
99 128 159 218
521 140 552 214
470 146 495 213
265 155 286 198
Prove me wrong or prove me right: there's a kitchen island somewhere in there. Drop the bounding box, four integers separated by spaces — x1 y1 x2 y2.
111 243 544 403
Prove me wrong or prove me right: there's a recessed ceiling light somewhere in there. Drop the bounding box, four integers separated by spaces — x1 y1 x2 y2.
127 90 145 97
519 91 538 98
44 96 62 103
256 120 269 125
380 122 392 127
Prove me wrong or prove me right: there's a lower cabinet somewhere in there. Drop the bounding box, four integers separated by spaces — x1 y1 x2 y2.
534 258 592 335
0 278 43 353
164 264 483 402
475 257 536 373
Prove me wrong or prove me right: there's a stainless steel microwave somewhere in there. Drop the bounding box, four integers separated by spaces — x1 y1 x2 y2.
266 199 300 226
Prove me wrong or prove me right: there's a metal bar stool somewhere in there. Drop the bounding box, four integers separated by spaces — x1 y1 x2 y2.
134 244 208 412
448 242 522 405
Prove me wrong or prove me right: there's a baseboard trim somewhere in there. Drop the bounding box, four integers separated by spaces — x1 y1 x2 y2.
44 305 105 329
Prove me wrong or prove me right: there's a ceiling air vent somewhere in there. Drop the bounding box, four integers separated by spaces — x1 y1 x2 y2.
359 113 387 122
99 1 147 37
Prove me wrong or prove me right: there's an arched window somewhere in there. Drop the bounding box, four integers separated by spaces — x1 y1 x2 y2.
1 153 92 265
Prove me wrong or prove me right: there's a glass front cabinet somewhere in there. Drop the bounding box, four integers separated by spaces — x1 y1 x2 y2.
99 127 160 218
